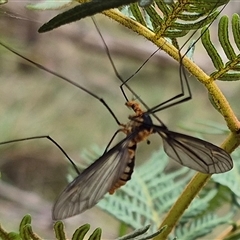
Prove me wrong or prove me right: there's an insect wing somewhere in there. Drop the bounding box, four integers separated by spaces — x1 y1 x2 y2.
38 0 138 33
156 129 233 174
52 137 131 220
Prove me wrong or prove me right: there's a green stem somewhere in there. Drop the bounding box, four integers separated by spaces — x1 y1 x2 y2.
101 8 240 240
118 222 128 237
153 173 211 240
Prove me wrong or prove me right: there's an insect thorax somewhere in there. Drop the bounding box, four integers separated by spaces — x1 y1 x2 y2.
125 101 154 143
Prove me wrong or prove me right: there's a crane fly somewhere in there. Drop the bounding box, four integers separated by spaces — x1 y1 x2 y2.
0 2 233 220
0 39 233 219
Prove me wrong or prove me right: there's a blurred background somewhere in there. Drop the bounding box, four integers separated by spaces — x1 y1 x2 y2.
0 1 240 238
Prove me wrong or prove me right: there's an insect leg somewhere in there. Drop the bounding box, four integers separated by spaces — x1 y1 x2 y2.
0 136 80 174
0 41 121 126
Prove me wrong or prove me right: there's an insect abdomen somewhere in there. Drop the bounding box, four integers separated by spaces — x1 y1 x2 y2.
109 142 136 194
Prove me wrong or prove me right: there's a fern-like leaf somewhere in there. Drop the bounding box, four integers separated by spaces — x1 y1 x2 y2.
79 145 234 238
201 14 240 81
117 225 165 240
0 215 103 240
212 150 240 198
123 0 229 38
174 211 233 240
35 0 229 37
0 214 165 240
95 149 192 232
180 189 218 224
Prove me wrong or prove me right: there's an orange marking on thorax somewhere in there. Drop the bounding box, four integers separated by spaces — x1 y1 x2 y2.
126 101 144 116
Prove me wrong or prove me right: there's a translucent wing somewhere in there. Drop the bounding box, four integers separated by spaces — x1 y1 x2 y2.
157 129 233 174
52 137 131 220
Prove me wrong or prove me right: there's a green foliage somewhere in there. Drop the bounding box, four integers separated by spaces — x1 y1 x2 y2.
3 0 240 239
0 0 7 5
32 0 230 36
174 212 233 240
116 225 166 240
212 150 240 199
201 13 240 111
124 0 228 37
0 215 162 240
80 146 235 239
97 149 191 230
201 13 240 81
37 0 140 32
0 215 99 240
178 119 231 136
